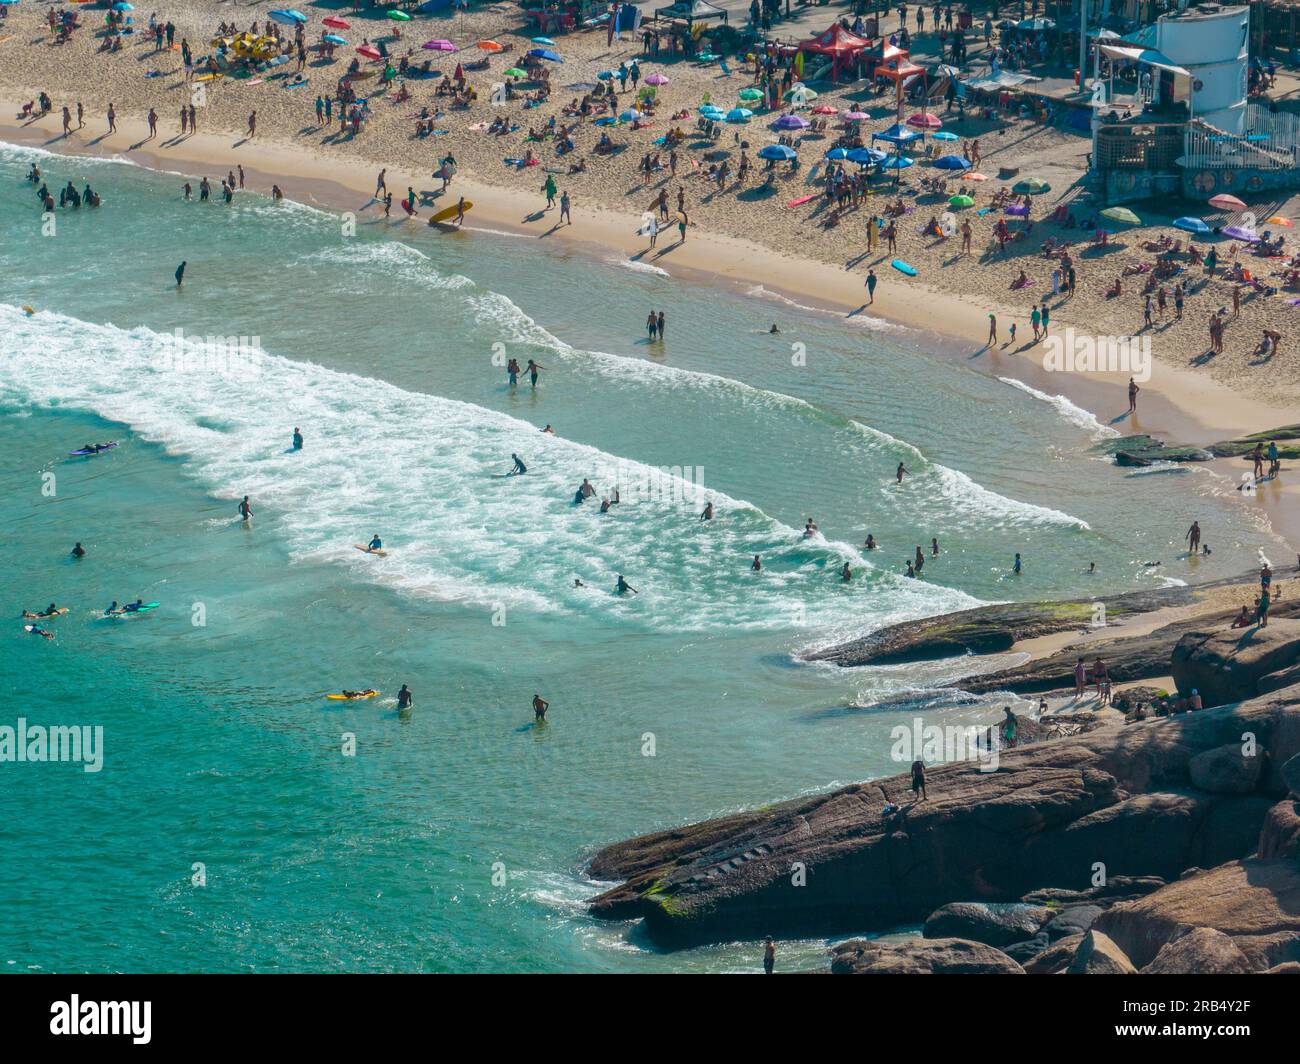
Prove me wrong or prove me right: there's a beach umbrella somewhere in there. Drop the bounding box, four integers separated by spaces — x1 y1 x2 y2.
596 70 614 80
810 103 837 114
1209 194 1246 210
881 155 914 170
323 34 347 45
531 37 556 45
1013 177 1050 194
423 39 457 51
1101 206 1141 226
873 122 922 145
933 154 972 170
357 45 381 61
949 194 974 207
841 110 870 122
725 108 753 122
528 48 563 62
699 106 725 120
1172 216 1211 235
1018 17 1055 30
504 67 526 78
931 130 959 141
772 114 810 130
825 147 851 160
322 16 350 29
1222 225 1260 242
1004 204 1030 217
388 10 412 21
645 73 669 86
759 144 797 161
111 1 133 9
286 9 308 22
268 10 296 25
785 85 818 102
739 88 764 102
1267 216 1293 228
477 40 502 51
907 112 942 129
619 109 641 122
847 147 886 164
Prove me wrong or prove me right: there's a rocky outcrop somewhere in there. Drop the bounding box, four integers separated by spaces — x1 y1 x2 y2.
1023 934 1085 973
1171 621 1300 708
1257 799 1300 859
587 688 1300 948
1103 434 1214 466
922 902 1051 947
1067 930 1137 974
1209 425 1300 459
830 937 1024 974
1142 927 1254 974
1092 858 1300 970
1188 742 1265 794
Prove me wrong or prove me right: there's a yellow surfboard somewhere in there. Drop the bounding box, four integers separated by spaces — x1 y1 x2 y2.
428 201 472 225
326 690 378 701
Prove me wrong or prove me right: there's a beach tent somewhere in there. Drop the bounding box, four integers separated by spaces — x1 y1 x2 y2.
872 122 922 147
654 0 727 24
798 24 870 83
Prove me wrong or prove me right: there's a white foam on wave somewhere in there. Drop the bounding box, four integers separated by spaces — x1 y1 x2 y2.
999 376 1119 441
0 303 982 632
745 283 901 332
612 257 670 277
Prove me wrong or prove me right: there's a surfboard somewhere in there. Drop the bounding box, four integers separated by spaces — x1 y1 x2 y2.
105 602 160 618
69 443 118 456
428 201 471 225
194 73 223 82
354 544 388 557
23 608 69 619
786 194 816 207
326 690 378 700
24 625 53 638
891 259 918 276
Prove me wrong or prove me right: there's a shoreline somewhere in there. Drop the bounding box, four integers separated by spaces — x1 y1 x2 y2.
6 103 1300 552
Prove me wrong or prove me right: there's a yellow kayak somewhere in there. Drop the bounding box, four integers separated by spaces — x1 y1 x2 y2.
326 690 378 701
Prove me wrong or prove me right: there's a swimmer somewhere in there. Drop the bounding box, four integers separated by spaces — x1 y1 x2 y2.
573 488 585 505
573 578 586 588
580 479 596 499
237 496 253 521
840 562 852 583
292 427 303 450
367 534 383 551
615 574 638 595
700 501 714 521
930 538 939 557
896 462 908 484
752 555 762 571
864 534 877 550
769 323 780 334
532 694 549 720
542 424 555 434
905 561 916 578
397 684 413 711
508 453 527 476
71 542 86 558
600 497 611 513
1013 552 1022 574
1087 562 1096 573
803 518 818 538
26 626 54 640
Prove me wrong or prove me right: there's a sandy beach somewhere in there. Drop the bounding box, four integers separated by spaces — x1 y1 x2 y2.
5 2 1300 546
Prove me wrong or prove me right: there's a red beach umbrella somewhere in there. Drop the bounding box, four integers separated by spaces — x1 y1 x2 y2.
323 16 350 29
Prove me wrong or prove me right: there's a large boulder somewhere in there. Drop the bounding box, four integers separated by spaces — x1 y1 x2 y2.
1067 930 1136 974
1093 858 1300 969
1142 927 1253 974
1041 904 1104 941
1023 934 1085 973
1170 621 1300 708
1259 799 1300 859
1188 742 1264 794
830 937 1024 974
1284 753 1300 798
922 902 1051 947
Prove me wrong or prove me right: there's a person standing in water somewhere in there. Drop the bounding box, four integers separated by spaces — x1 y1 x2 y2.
1013 552 1022 574
699 501 714 521
657 311 665 340
238 495 252 521
71 542 86 558
1186 520 1201 555
896 462 908 484
763 937 775 976
751 555 762 571
397 684 412 711
292 427 303 450
647 311 657 341
525 359 545 388
532 693 549 721
175 261 186 286
615 574 637 595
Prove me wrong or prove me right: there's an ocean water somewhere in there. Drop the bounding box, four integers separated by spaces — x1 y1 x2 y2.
0 143 1281 973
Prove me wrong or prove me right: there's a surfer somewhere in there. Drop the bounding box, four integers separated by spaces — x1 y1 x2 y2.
896 462 908 484
525 359 545 388
367 534 383 552
769 324 780 334
124 599 145 613
397 684 413 711
106 601 121 615
615 574 638 595
292 427 303 451
700 501 714 521
238 496 253 521
509 453 527 476
573 578 586 588
532 694 549 721
542 424 555 434
456 197 466 225
71 542 86 558
23 603 60 619
752 555 762 572
26 626 54 640
175 261 186 287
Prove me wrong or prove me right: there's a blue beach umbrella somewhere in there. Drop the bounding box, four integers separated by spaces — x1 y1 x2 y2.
933 154 972 170
268 9 297 25
112 1 134 9
596 70 614 80
931 130 959 141
323 34 347 45
872 122 922 146
725 107 753 122
847 147 886 164
528 48 564 62
759 144 797 160
880 155 914 169
1173 216 1212 235
532 37 556 45
825 147 850 160
287 9 308 22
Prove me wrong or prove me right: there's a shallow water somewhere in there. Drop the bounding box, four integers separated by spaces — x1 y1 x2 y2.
0 143 1279 972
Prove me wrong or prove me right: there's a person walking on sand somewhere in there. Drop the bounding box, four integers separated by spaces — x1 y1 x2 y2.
62 107 71 137
866 268 878 303
543 174 557 209
986 312 997 346
247 111 257 138
560 189 571 225
77 101 83 130
375 168 386 199
1128 377 1139 414
146 108 157 140
1186 520 1201 555
106 103 116 134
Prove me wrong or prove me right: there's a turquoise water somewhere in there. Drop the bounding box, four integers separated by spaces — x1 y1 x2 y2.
0 143 1280 973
